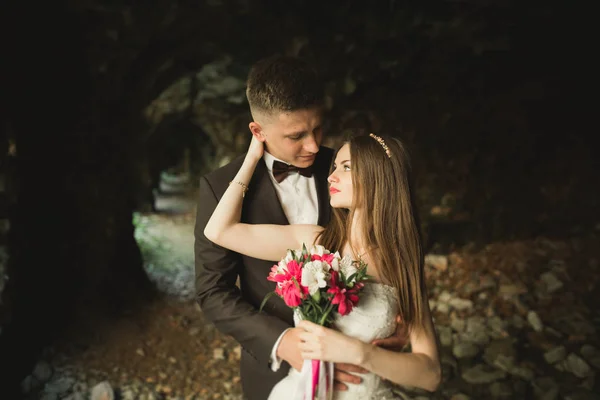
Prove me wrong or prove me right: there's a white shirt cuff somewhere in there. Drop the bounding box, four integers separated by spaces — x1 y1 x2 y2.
270 328 292 372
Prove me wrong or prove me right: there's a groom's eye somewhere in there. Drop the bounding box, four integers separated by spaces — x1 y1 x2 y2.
287 133 304 141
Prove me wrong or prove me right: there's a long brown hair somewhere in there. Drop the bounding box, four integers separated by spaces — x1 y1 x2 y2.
318 134 427 331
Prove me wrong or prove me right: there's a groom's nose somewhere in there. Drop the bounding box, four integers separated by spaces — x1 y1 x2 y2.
303 134 319 154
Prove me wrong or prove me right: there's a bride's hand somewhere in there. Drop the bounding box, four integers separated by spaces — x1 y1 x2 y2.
297 320 365 365
247 135 264 161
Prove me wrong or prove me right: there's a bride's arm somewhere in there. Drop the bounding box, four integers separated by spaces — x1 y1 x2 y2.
203 137 323 261
298 294 441 392
357 301 441 392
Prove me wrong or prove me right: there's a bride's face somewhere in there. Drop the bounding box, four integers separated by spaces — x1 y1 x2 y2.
328 144 353 209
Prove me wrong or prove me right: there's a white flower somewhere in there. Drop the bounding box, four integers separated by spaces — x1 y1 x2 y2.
340 255 358 280
277 250 296 271
330 252 342 271
310 245 329 257
301 261 330 295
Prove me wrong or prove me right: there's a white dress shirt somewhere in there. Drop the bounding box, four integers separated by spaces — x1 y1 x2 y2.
263 151 319 371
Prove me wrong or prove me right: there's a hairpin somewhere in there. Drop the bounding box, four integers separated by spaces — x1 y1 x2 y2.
369 133 391 158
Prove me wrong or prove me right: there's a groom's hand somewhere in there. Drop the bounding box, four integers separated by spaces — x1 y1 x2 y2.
277 328 304 372
334 363 368 391
371 315 409 351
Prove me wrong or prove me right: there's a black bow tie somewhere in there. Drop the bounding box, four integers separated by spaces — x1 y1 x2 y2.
272 160 313 183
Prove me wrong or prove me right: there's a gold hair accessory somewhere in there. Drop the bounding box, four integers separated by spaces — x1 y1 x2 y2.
369 133 391 158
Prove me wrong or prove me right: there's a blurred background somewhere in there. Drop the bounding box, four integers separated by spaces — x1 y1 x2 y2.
0 1 597 399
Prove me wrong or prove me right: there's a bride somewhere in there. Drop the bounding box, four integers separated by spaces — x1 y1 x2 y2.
204 133 441 399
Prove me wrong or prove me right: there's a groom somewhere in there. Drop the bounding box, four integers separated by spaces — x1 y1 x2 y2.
195 55 405 400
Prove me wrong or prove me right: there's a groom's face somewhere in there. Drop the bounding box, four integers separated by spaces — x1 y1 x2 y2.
253 107 323 168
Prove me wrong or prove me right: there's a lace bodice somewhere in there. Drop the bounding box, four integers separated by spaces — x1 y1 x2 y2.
333 282 399 343
331 283 400 399
271 282 401 400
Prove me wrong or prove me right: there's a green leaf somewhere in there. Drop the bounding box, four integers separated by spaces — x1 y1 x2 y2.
259 291 278 313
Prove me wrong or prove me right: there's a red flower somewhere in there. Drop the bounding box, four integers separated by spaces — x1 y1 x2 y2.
311 253 335 264
327 271 361 316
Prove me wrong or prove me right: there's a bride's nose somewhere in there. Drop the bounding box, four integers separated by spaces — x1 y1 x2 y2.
327 173 339 183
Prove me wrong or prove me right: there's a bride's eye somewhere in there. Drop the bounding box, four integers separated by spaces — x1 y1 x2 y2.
343 165 351 171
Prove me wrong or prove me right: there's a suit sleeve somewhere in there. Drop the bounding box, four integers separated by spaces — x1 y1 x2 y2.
194 176 291 366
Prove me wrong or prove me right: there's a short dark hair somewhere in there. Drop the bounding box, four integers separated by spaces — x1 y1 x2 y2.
246 55 324 117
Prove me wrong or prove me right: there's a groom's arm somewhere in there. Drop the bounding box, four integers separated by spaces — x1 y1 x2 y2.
195 175 291 367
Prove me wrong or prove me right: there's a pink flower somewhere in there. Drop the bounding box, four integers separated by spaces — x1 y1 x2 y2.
277 280 305 307
286 260 303 281
268 260 303 283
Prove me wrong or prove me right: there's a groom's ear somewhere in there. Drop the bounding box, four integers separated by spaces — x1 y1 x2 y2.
249 121 266 143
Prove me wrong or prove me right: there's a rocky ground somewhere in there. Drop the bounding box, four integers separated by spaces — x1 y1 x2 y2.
18 173 600 400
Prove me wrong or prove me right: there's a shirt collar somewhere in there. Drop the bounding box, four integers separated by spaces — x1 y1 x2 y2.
263 151 286 172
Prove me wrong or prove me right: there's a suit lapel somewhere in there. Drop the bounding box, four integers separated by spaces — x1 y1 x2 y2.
245 159 289 225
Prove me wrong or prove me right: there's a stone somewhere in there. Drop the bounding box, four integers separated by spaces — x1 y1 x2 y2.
121 388 136 400
499 284 526 297
448 297 474 311
428 299 437 311
438 290 452 303
64 393 85 400
487 316 508 338
532 377 559 400
449 395 471 400
213 348 225 360
462 364 507 384
489 381 513 398
511 314 525 329
91 381 114 400
21 375 40 394
32 360 53 383
453 342 479 359
493 354 516 373
564 353 593 378
544 346 567 364
484 339 516 367
510 365 535 381
136 348 145 356
540 271 563 293
437 303 450 314
563 390 600 400
44 377 76 395
459 328 490 346
580 345 600 369
441 351 458 374
479 275 497 291
581 375 595 391
438 326 453 347
233 345 242 360
425 254 448 271
450 316 466 333
555 312 596 337
527 311 544 332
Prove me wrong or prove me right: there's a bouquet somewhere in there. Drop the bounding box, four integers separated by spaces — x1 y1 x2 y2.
260 244 370 400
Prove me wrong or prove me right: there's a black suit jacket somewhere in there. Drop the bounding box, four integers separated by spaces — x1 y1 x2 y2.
194 147 334 400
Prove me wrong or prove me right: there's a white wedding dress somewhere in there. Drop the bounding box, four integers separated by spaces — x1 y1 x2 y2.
268 283 401 400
